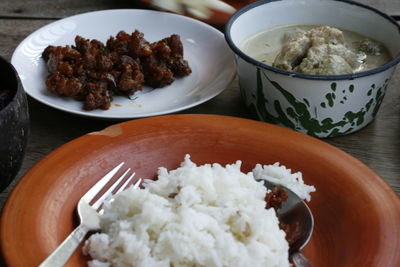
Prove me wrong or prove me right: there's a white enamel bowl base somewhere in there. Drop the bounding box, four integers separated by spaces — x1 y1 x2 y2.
225 0 400 138
12 9 236 120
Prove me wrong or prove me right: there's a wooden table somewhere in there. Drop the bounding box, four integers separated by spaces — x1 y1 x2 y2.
0 0 399 210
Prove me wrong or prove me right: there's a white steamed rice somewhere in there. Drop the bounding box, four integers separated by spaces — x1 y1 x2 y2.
252 163 316 202
84 155 315 267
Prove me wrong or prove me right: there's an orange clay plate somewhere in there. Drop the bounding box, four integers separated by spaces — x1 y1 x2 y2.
1 114 400 267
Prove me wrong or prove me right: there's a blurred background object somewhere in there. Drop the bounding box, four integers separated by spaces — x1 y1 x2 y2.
140 0 254 27
146 0 235 19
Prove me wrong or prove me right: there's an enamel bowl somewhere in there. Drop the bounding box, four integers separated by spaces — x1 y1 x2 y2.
225 0 400 138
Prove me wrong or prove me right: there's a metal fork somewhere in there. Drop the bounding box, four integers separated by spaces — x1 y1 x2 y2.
39 163 141 267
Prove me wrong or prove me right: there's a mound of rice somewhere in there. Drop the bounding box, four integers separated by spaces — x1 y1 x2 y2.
252 163 316 202
84 155 315 267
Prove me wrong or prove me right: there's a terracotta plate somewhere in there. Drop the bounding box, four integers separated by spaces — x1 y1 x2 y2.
1 115 400 267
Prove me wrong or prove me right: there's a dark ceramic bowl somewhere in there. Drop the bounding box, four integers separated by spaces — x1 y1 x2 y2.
0 56 29 191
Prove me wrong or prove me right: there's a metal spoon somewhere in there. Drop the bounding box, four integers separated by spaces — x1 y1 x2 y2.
259 180 314 267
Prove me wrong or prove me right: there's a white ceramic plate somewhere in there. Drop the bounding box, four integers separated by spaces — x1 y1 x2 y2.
11 9 236 119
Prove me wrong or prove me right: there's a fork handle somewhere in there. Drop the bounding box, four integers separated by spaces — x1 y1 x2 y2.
39 224 89 267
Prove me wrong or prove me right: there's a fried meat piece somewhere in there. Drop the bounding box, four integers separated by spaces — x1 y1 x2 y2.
279 222 302 247
83 82 112 110
117 62 144 95
141 34 191 88
42 30 191 110
43 46 80 73
152 34 192 77
128 30 152 58
162 34 192 76
264 187 302 247
265 187 289 210
45 72 82 97
141 54 174 88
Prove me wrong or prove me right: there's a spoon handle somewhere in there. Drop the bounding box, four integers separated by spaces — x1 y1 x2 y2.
291 252 313 267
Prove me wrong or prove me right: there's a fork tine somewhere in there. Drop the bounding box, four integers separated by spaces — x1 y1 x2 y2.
95 176 141 213
92 168 131 210
132 178 142 189
81 162 124 203
115 173 136 195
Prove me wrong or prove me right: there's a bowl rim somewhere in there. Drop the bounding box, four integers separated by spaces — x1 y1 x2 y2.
224 0 400 81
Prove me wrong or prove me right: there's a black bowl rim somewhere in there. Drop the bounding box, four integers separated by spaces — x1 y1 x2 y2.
0 56 20 113
225 0 400 81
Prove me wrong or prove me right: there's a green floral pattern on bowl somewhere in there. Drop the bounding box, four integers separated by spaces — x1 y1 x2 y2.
240 67 392 138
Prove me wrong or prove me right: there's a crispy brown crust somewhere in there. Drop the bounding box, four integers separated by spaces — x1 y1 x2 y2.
42 30 191 110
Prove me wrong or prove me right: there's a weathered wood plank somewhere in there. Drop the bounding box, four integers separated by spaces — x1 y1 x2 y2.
0 0 398 19
0 0 142 19
0 19 52 60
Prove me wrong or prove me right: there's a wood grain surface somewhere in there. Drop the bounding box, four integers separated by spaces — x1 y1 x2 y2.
0 0 398 18
0 0 399 212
